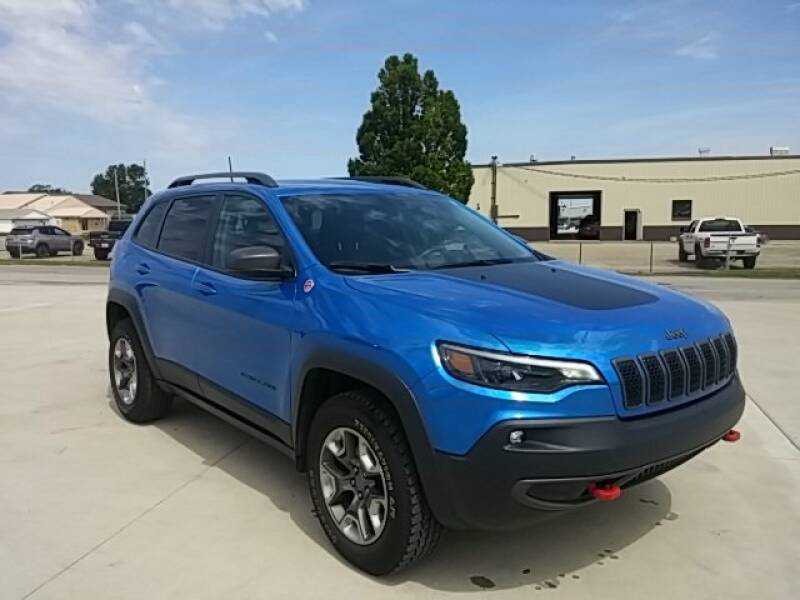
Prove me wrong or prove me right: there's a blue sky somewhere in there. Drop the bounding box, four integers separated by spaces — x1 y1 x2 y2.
1 0 799 192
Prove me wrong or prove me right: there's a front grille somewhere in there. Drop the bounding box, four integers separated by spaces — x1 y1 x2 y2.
640 355 666 404
614 359 644 408
613 333 737 411
661 350 686 399
698 341 717 387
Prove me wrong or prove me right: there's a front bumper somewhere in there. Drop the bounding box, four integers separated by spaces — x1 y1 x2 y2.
425 375 745 530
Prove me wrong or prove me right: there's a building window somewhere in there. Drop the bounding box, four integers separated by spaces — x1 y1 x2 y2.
672 199 692 221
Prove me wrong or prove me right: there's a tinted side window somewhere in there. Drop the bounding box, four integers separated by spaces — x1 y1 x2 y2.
134 201 169 248
158 196 215 262
211 195 287 270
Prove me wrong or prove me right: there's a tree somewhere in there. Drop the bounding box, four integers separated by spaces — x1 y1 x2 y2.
348 53 474 202
90 163 151 213
27 184 70 194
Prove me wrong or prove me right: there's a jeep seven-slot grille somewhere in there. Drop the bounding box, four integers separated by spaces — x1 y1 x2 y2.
613 333 737 410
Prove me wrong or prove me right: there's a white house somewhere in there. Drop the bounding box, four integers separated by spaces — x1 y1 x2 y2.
0 208 52 234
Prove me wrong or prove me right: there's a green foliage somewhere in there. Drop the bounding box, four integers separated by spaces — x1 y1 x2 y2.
27 184 70 194
90 164 151 213
348 53 474 202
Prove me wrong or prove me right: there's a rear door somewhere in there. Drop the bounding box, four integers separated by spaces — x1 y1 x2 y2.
190 193 298 422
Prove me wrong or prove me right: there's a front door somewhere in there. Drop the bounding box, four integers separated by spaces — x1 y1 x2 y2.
624 210 639 241
190 193 297 422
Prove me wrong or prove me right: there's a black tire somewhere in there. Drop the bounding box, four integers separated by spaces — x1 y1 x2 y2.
109 318 171 423
72 241 84 256
742 256 757 269
678 245 688 262
694 243 708 269
8 248 20 258
307 390 442 575
35 244 50 258
94 248 110 261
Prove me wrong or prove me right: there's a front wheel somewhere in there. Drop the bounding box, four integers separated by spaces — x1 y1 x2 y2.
94 248 110 261
678 245 688 262
72 241 84 256
35 244 50 259
307 390 441 575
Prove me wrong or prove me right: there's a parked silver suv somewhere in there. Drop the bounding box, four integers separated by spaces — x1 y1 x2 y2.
4 225 84 258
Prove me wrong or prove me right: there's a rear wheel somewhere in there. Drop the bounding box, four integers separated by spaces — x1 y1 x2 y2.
694 243 709 269
678 245 688 262
35 244 50 258
307 390 441 575
8 248 20 258
94 248 110 261
72 241 84 256
742 256 757 269
109 318 171 423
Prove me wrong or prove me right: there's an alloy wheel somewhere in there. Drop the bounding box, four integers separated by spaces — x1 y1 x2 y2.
318 427 388 545
113 337 138 405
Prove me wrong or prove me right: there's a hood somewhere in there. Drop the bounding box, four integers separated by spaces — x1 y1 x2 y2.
343 260 728 362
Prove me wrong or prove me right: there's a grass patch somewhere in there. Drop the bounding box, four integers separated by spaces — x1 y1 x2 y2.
631 267 800 279
0 259 109 267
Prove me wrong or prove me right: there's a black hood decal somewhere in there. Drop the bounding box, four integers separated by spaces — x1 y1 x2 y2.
435 262 658 310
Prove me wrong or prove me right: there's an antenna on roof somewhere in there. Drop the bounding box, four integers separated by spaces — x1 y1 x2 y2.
227 156 234 183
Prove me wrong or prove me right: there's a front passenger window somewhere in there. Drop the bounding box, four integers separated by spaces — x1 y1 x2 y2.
212 195 287 270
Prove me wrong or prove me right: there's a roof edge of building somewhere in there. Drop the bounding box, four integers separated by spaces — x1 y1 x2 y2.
473 154 800 168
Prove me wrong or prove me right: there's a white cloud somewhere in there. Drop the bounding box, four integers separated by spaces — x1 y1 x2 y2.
265 30 279 43
164 0 304 29
675 32 720 60
0 0 304 187
787 2 800 13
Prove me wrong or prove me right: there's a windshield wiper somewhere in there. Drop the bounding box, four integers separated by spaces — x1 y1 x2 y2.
327 261 411 274
430 258 517 270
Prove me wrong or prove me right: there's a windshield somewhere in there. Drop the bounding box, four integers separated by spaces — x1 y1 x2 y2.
280 192 538 272
699 219 742 232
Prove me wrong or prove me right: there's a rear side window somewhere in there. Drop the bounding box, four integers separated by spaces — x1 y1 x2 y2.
9 227 33 235
211 195 288 270
699 219 742 232
134 201 169 248
157 196 215 262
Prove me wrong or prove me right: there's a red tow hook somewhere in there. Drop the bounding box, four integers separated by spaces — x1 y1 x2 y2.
722 429 741 442
588 482 622 502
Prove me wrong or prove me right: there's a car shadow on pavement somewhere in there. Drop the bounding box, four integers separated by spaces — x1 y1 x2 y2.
146 396 672 593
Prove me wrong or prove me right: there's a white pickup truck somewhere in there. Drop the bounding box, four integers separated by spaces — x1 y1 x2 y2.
678 217 760 269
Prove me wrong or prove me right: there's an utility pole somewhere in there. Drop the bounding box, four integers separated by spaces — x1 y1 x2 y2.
489 155 498 223
142 159 148 208
114 166 121 219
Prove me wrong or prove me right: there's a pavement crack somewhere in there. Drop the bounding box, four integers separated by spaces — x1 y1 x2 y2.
746 394 800 453
21 441 248 600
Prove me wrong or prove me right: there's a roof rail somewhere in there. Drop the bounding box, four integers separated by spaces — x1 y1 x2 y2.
333 176 428 190
167 172 278 189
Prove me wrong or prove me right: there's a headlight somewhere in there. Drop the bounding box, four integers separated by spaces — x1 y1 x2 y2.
437 343 603 393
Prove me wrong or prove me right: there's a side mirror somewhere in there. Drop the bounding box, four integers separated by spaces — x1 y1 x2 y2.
228 245 291 278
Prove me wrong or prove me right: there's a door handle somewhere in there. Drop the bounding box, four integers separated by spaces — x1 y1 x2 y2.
194 281 217 296
136 263 151 275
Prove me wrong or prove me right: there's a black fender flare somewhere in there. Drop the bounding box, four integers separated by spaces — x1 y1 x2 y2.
106 288 162 381
291 343 459 526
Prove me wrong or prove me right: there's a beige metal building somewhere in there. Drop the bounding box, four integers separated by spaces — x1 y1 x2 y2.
0 193 110 233
468 154 800 240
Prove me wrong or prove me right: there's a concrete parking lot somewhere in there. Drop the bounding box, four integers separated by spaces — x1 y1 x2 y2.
2 265 799 599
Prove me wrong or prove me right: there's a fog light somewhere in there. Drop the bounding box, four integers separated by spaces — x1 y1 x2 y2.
509 430 525 445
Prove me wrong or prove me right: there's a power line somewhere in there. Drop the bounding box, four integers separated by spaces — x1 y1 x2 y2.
511 165 800 183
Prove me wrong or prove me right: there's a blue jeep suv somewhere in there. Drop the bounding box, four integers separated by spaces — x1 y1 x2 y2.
106 172 745 574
